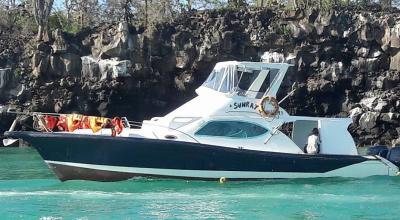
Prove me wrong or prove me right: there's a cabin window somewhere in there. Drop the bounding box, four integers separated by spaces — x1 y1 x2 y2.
201 63 281 97
236 68 279 99
195 121 268 138
203 68 226 91
238 70 265 91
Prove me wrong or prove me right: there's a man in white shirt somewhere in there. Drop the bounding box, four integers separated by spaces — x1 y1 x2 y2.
306 128 321 154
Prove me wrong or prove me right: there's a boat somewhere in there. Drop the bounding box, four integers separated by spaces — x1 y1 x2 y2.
5 61 400 182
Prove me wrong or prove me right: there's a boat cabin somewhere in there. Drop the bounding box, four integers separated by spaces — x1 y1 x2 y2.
137 61 357 156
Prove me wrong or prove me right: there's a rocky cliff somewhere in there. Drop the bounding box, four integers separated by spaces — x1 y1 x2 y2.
0 7 399 146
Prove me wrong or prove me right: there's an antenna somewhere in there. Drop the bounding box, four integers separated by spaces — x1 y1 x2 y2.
278 82 297 104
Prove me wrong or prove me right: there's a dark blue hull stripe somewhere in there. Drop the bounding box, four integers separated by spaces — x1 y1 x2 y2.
6 131 370 174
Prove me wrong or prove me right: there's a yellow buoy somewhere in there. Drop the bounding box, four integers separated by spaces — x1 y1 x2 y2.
219 177 227 183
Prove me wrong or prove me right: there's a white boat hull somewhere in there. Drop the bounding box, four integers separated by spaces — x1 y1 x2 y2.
45 159 398 180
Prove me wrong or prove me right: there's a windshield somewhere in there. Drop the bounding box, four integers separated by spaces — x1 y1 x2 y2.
202 64 238 93
201 62 280 98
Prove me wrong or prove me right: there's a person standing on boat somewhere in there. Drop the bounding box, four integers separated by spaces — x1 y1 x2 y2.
306 128 321 154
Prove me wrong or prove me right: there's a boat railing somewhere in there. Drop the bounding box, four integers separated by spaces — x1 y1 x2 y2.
127 120 142 128
6 110 142 131
4 110 199 143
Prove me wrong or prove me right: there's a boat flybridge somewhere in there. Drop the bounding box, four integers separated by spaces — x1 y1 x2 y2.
5 61 400 182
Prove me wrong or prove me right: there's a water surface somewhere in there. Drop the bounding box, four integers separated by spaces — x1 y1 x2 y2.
0 147 399 219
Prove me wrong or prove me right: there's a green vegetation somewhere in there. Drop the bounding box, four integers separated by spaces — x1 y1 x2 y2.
0 7 37 35
48 13 80 34
276 24 291 37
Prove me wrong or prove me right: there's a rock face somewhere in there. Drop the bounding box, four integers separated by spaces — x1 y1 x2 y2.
81 56 132 80
0 68 12 90
0 8 399 146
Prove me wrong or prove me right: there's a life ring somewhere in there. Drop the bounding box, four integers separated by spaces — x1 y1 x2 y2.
258 96 279 118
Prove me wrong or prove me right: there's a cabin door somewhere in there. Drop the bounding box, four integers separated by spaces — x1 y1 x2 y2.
292 120 318 149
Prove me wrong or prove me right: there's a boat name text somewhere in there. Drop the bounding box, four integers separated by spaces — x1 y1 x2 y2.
231 102 259 110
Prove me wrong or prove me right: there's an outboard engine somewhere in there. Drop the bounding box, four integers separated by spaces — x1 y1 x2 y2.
366 145 389 158
387 147 400 167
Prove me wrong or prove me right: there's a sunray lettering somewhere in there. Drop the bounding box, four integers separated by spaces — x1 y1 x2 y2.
232 102 258 110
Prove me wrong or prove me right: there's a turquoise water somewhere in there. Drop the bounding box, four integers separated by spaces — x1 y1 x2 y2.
1 148 400 219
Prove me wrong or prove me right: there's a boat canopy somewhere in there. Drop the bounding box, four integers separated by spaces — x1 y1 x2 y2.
201 61 291 98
